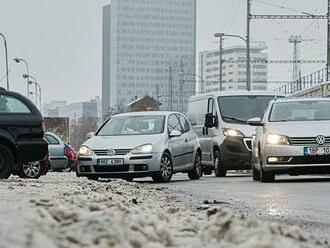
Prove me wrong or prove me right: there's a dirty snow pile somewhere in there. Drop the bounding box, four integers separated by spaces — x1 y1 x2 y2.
0 173 325 248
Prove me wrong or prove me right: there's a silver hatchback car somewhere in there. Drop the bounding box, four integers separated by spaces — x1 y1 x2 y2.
77 111 202 182
249 98 330 182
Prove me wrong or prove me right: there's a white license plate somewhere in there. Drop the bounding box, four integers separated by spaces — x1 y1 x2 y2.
97 158 124 166
304 147 330 156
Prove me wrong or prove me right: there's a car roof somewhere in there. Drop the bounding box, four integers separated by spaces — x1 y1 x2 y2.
272 97 330 103
112 111 182 117
189 90 284 101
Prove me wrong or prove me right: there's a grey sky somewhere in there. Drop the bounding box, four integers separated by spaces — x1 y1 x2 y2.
0 0 327 103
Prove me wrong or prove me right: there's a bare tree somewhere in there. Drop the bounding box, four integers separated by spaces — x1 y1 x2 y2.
69 116 98 150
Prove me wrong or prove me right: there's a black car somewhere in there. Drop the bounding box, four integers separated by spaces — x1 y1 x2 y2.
0 87 48 179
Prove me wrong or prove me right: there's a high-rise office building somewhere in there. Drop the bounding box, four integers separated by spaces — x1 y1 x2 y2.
199 45 268 92
102 0 196 117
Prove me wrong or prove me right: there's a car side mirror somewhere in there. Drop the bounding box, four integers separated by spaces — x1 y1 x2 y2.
86 132 95 139
169 130 182 138
247 117 263 126
204 113 216 128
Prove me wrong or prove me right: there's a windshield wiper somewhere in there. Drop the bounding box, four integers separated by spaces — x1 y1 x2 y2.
221 116 247 124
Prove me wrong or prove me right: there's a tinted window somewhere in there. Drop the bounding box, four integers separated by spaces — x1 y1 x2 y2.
97 115 165 136
270 101 330 122
0 95 31 113
218 95 275 124
187 98 208 125
178 114 190 133
45 135 60 145
168 114 183 133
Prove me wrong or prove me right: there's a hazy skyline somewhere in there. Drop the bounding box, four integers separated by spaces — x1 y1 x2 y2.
0 0 327 103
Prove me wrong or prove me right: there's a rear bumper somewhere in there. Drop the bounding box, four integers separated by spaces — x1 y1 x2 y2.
220 137 252 169
17 139 48 163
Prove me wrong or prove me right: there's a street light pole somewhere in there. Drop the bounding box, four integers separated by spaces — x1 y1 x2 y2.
13 58 30 97
214 33 224 91
23 74 41 110
0 33 10 90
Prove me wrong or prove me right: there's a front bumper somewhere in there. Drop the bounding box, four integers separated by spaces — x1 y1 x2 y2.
220 137 252 169
262 144 330 174
77 153 162 177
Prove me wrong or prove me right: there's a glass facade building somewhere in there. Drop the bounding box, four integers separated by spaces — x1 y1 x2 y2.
102 0 196 117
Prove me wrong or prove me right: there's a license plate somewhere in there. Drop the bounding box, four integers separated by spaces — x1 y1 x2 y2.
304 146 330 156
97 158 124 166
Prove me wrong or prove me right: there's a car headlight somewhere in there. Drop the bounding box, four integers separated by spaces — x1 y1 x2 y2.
223 128 244 138
79 146 93 156
266 134 289 145
131 144 153 154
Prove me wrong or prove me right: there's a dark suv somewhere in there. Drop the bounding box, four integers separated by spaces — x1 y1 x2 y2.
0 88 48 179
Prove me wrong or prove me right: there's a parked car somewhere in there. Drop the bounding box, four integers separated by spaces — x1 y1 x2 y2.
0 87 48 179
77 111 202 182
44 132 70 171
249 98 330 182
187 91 284 177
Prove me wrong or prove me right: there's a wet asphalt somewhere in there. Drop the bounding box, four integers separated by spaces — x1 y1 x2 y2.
140 173 330 244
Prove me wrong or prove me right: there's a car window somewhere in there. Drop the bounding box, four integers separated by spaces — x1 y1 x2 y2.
167 114 183 134
0 95 31 113
45 134 60 145
178 114 190 133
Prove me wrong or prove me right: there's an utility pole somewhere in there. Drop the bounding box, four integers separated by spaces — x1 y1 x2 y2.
328 0 330 81
247 0 251 91
289 35 302 81
179 61 184 113
0 33 9 90
214 33 224 91
168 65 173 111
247 0 329 84
156 84 160 103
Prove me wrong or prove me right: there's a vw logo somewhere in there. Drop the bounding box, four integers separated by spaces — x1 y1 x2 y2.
316 135 326 145
108 148 116 156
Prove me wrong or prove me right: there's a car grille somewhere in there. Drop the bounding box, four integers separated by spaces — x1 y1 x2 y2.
93 149 131 156
290 156 330 165
93 165 129 172
289 137 330 146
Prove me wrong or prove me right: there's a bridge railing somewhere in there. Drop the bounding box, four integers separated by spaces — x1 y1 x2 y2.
274 67 327 95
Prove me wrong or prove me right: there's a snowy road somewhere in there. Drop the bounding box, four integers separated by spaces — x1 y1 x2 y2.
163 173 330 244
0 172 327 247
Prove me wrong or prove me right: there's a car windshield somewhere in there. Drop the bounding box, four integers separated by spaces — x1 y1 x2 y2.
97 115 165 136
218 95 276 124
270 101 330 122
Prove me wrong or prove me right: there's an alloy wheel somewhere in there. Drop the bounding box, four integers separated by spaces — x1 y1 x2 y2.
23 162 41 178
195 153 202 177
160 155 172 178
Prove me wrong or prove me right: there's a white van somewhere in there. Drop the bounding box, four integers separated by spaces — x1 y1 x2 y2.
187 91 284 177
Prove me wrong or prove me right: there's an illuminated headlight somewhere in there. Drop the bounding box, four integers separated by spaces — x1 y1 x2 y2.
266 134 289 145
79 146 93 156
223 128 244 138
131 144 153 154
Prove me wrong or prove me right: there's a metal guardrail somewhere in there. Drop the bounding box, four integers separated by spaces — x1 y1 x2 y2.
274 68 327 95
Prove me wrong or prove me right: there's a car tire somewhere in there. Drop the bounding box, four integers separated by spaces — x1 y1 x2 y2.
18 161 44 179
0 144 13 179
203 167 212 175
188 151 203 180
252 163 260 181
260 168 275 183
122 176 134 182
152 152 173 183
214 150 226 177
87 175 99 181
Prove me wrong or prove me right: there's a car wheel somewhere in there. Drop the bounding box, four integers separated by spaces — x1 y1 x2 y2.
188 151 203 180
122 176 134 182
0 144 13 179
252 163 260 181
203 167 212 175
152 152 173 183
260 168 275 183
214 150 226 177
87 175 99 181
19 161 44 179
